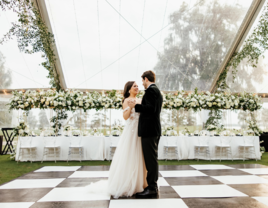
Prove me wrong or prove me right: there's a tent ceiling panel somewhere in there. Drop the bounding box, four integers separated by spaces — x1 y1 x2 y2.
0 10 51 90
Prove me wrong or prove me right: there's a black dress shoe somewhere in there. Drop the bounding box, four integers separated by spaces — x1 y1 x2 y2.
136 188 158 199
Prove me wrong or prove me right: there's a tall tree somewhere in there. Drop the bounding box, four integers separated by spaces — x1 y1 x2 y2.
27 111 37 129
154 1 248 91
0 51 12 88
38 110 49 129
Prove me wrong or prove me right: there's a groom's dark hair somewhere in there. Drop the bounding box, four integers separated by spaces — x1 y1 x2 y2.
141 70 155 82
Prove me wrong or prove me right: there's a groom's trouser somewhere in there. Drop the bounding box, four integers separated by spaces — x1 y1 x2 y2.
142 136 161 190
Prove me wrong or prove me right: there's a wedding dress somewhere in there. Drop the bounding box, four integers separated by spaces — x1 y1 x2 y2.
85 107 147 198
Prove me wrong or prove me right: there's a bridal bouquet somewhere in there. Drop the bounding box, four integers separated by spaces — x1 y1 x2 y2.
13 121 30 137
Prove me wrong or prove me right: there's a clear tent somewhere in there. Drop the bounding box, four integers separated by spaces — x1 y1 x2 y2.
0 0 264 92
0 0 267 132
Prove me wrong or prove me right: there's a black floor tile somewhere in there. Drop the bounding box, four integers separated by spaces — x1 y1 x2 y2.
229 184 268 197
158 186 180 198
30 201 110 208
227 164 268 169
77 166 110 171
159 165 195 171
0 188 53 202
199 169 252 176
183 197 268 208
18 171 74 179
164 176 223 186
56 178 108 187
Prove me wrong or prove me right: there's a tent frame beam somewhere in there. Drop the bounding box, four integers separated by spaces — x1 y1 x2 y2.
209 0 266 93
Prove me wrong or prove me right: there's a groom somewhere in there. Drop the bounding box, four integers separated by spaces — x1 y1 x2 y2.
128 70 163 198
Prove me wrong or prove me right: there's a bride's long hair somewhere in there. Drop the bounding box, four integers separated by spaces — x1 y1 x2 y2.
122 81 135 104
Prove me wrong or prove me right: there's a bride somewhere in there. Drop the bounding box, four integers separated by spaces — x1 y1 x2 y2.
86 81 147 198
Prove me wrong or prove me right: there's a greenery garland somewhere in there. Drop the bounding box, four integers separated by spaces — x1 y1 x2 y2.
0 0 61 90
216 2 268 90
8 88 262 113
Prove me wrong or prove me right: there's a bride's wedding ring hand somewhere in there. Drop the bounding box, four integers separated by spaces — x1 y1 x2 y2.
128 99 136 109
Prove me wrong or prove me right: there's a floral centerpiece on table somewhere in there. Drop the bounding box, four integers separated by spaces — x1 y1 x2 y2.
181 127 191 135
162 126 177 136
13 121 29 137
206 124 217 132
91 128 99 136
111 125 124 136
247 119 263 136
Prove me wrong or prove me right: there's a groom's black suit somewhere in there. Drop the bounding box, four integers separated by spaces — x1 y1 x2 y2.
135 84 163 190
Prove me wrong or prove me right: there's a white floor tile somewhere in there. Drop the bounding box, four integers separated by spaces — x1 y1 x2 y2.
211 175 268 184
38 187 110 202
35 166 81 172
0 202 34 208
0 179 65 189
239 168 268 175
252 197 268 206
109 199 189 208
190 165 234 170
172 184 247 198
160 170 207 177
158 177 169 186
69 171 109 178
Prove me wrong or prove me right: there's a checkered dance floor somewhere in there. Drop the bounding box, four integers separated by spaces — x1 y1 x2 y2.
1 164 268 208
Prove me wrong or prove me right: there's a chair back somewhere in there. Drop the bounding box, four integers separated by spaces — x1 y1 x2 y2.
70 137 82 146
164 136 178 146
44 137 56 147
110 136 120 147
20 137 32 148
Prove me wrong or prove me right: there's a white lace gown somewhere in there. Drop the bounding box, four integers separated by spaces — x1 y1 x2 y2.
85 107 147 198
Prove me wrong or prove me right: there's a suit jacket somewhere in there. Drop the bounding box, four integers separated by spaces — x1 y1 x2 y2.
135 84 163 137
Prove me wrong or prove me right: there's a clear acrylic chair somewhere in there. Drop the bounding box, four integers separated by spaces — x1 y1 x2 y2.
163 137 179 161
239 137 258 161
17 137 37 163
194 137 211 161
41 137 61 163
109 136 120 161
67 137 84 162
215 137 233 162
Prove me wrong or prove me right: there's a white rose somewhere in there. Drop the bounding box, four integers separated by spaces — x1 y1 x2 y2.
79 101 83 106
24 102 29 107
67 101 72 105
54 101 58 106
19 129 24 134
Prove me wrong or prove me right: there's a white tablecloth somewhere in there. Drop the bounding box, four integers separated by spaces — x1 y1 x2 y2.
16 136 260 161
159 136 261 160
16 136 107 161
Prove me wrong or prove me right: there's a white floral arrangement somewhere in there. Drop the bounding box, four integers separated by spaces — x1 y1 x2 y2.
13 121 30 137
181 127 191 135
206 124 218 132
162 126 177 136
8 89 262 112
64 125 72 132
111 125 124 136
260 141 265 154
247 119 263 136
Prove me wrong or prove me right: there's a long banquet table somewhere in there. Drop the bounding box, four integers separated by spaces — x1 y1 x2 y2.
15 136 261 161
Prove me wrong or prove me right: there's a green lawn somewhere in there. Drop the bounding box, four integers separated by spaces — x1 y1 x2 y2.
0 153 268 185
